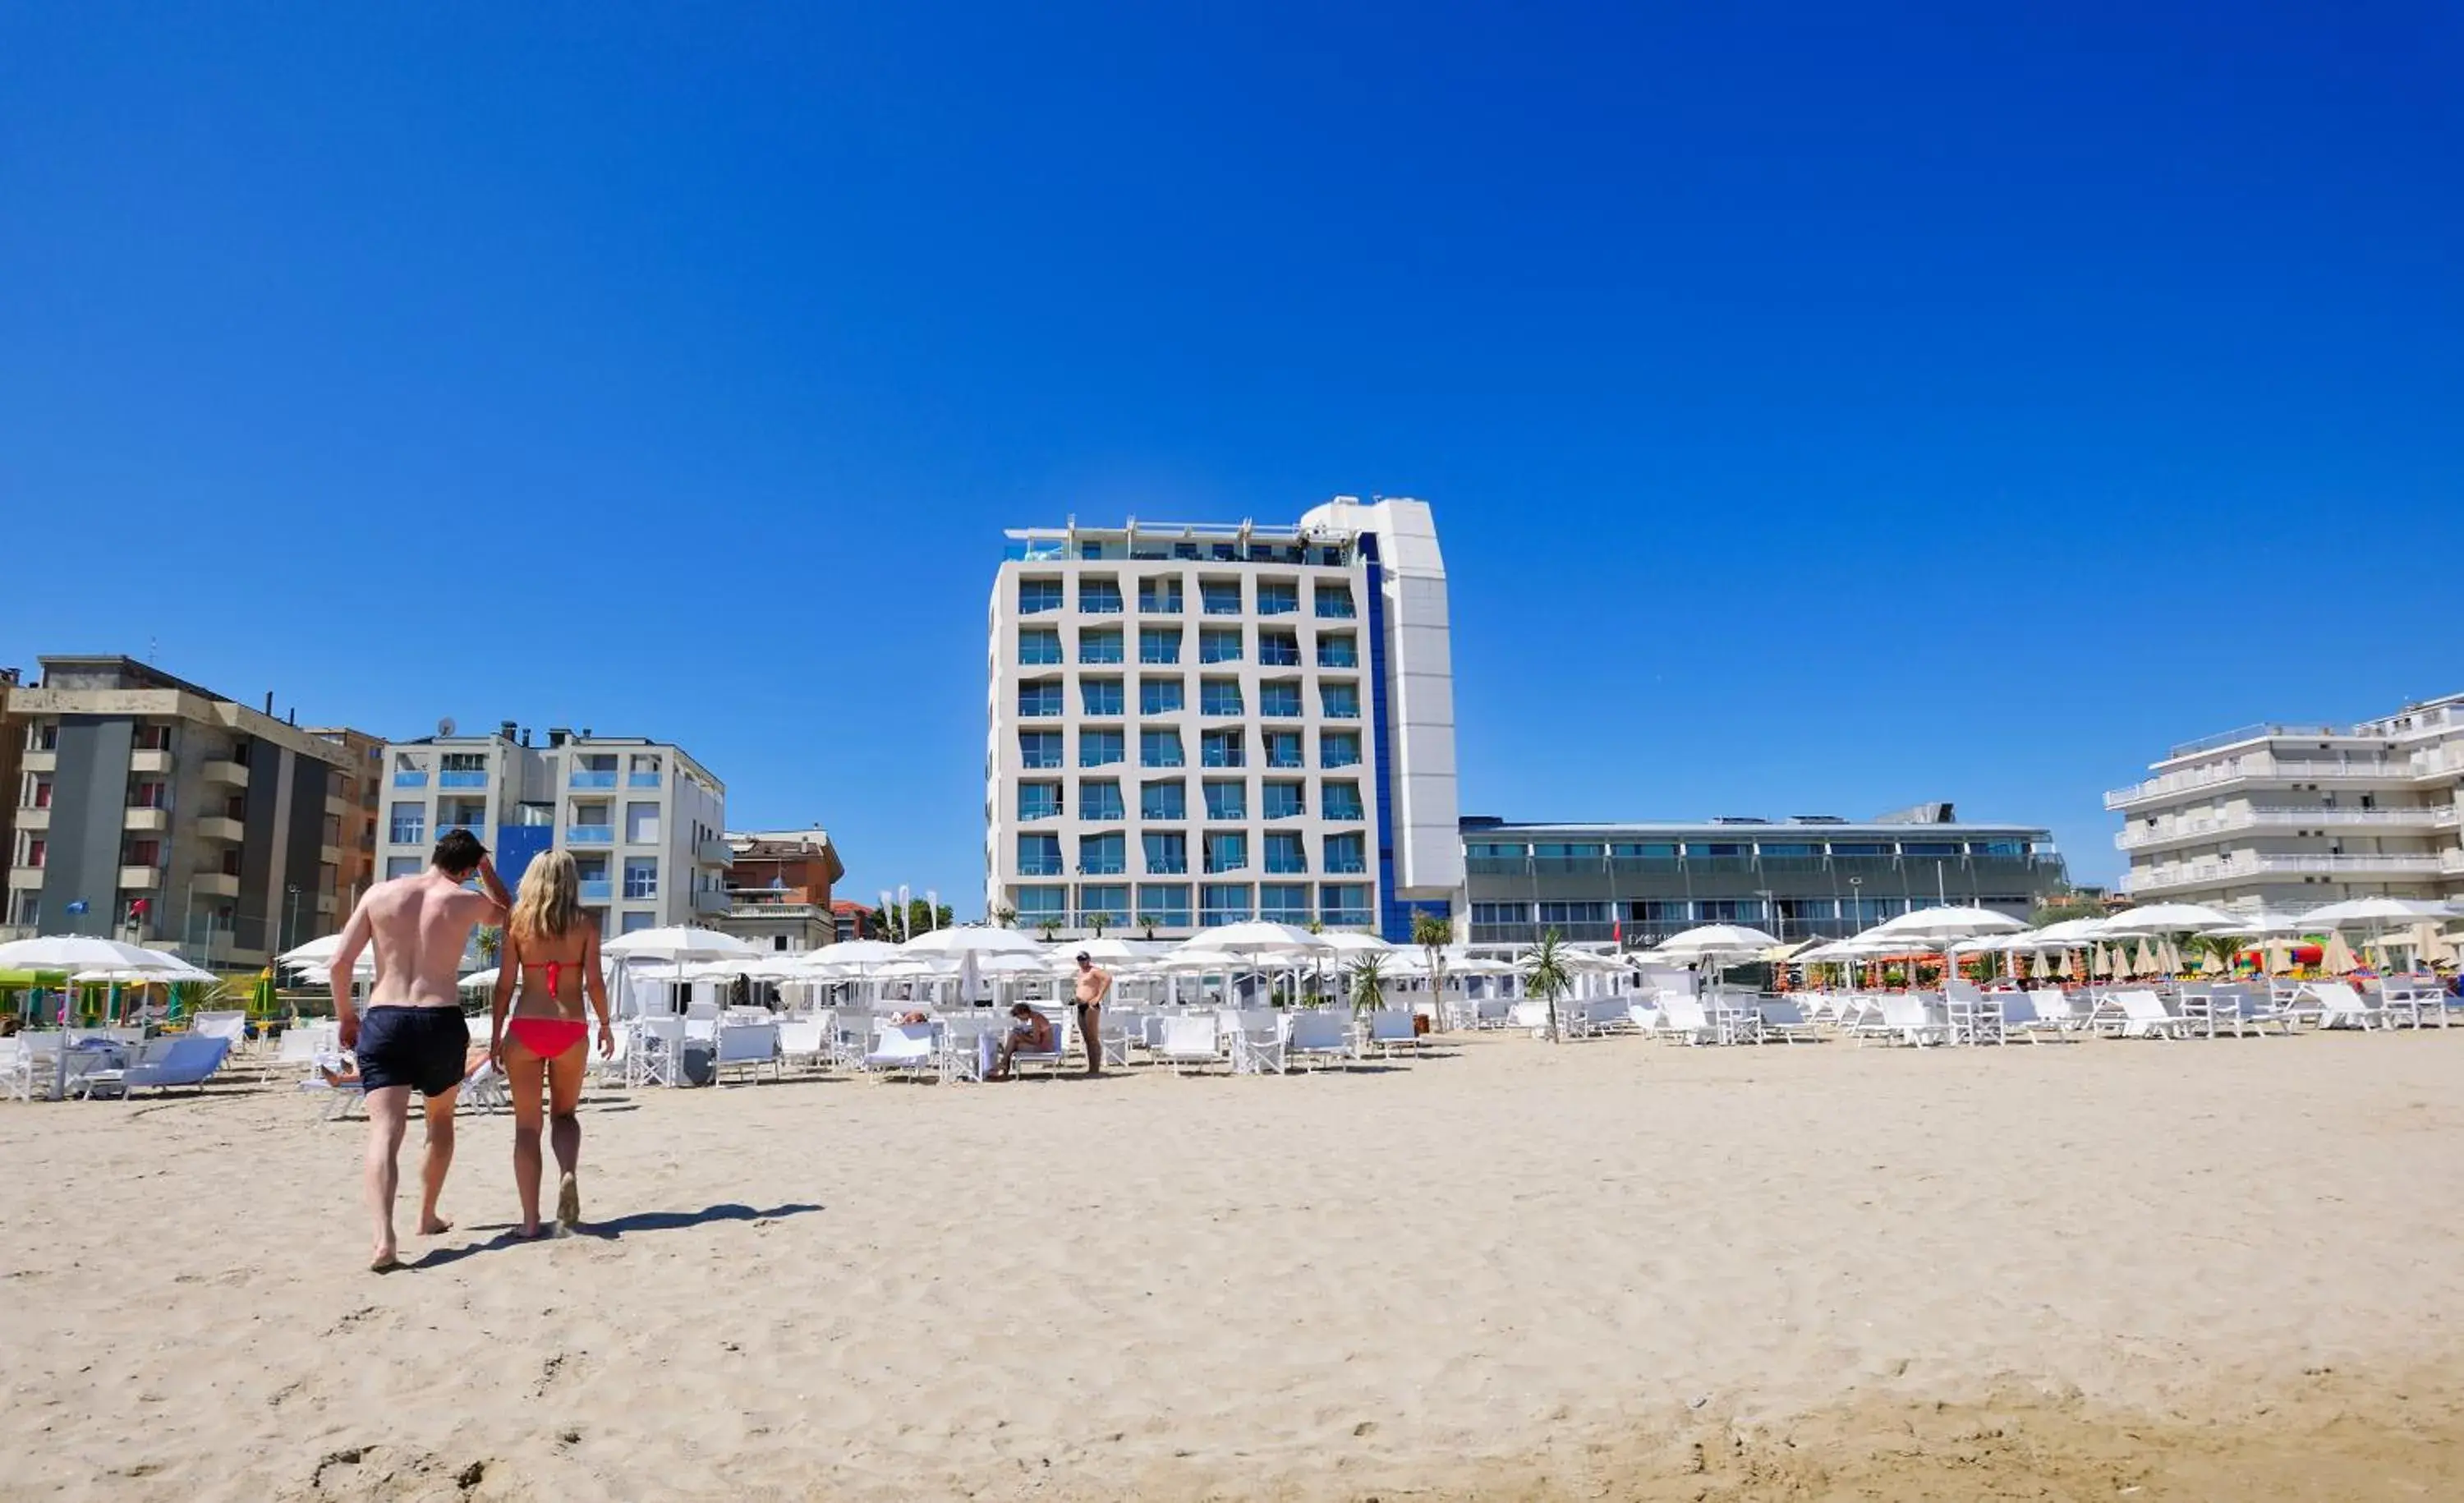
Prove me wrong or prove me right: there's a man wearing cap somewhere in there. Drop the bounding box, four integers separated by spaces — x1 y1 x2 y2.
1071 950 1112 1077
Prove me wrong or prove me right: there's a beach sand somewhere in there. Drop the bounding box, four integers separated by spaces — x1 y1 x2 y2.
2 1027 2460 1501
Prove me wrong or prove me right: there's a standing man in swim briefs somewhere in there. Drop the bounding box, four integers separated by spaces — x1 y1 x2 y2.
1071 950 1111 1077
329 829 512 1271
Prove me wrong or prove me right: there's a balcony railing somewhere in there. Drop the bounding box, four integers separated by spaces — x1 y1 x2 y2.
628 772 662 788
568 770 618 789
2126 852 2449 893
2113 806 2454 848
438 770 489 788
393 771 430 788
580 878 613 903
566 825 614 846
2106 756 2419 808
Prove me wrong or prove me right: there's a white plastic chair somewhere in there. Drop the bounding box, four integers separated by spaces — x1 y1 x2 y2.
862 1021 940 1078
715 1021 782 1084
1157 1015 1224 1074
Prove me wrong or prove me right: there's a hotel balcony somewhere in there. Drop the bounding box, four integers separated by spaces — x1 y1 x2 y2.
2126 852 2449 894
121 807 167 834
2106 756 2420 810
19 806 49 832
196 815 247 843
326 792 353 820
2113 806 2452 851
565 825 614 847
130 747 174 774
118 864 162 889
692 889 730 916
201 758 249 788
21 750 56 773
9 865 44 889
2443 850 2464 876
319 843 342 867
579 878 614 903
190 872 241 899
695 839 733 868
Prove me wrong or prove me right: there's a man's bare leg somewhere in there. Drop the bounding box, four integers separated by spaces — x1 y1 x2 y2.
417 1087 457 1235
363 1085 411 1271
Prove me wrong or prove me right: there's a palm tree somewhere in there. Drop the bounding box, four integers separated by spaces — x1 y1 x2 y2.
992 905 1018 930
1348 952 1388 1014
1137 912 1160 940
1412 912 1452 1032
1089 912 1110 939
476 926 503 967
1524 930 1575 1044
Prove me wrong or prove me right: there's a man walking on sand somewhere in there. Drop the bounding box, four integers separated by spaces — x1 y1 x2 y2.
329 830 511 1271
1071 950 1111 1077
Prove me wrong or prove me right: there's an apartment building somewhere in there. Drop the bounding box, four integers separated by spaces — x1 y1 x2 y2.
377 724 730 936
1460 806 2066 949
2108 692 2464 910
718 827 846 954
5 655 358 967
985 498 1461 941
304 725 384 916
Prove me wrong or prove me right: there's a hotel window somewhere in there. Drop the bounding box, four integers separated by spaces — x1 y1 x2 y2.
1138 577 1184 614
1140 729 1184 768
1259 681 1303 719
1683 842 1748 857
1018 577 1064 613
1533 843 1604 862
1199 678 1243 717
623 857 660 901
1777 898 1836 927
1319 683 1360 718
1323 833 1368 874
122 837 161 868
388 802 426 845
1258 629 1301 667
1018 679 1064 718
1138 883 1192 927
1471 902 1531 926
1624 899 1690 929
1319 885 1371 926
1322 781 1364 820
1316 633 1358 669
1139 677 1184 715
1018 730 1064 770
133 723 172 752
1829 843 1890 856
1081 677 1125 716
1142 831 1188 875
628 754 663 788
26 721 58 752
1203 831 1248 873
1256 581 1299 616
1077 885 1130 926
126 779 163 810
1078 627 1124 664
1262 831 1308 874
1199 884 1253 926
1079 729 1125 767
385 857 421 880
1901 841 1959 857
1079 833 1127 876
1611 842 1678 859
1756 843 1819 857
1199 580 1242 615
1315 582 1356 618
1258 883 1312 922
1321 731 1361 768
1262 780 1305 820
1263 730 1304 769
20 836 44 869
1200 730 1244 768
1018 627 1063 665
1078 577 1124 614
1695 899 1765 923
618 802 657 843
1537 901 1607 926
1198 627 1243 664
1018 833 1064 876
1970 839 2028 857
1018 782 1063 820
1202 779 1247 821
1014 886 1068 922
1138 627 1182 664
1140 779 1187 821
1080 779 1126 822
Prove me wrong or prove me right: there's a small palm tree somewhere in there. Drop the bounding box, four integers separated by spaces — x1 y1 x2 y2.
1524 930 1575 1044
1036 917 1060 943
993 905 1018 930
1089 912 1110 939
476 926 502 966
1349 951 1388 1014
1137 912 1160 940
1412 912 1452 1032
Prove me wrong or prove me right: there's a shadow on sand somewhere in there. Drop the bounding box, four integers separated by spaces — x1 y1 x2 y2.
412 1202 823 1267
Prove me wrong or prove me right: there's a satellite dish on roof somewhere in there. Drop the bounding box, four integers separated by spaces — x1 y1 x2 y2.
438 716 457 737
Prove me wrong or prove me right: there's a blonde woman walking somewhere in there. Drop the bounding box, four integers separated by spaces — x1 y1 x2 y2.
489 853 614 1237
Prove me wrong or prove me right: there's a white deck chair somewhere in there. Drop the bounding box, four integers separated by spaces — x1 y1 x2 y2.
1285 1011 1354 1070
627 1018 686 1087
1754 998 1820 1044
777 1018 828 1072
189 1011 251 1052
862 1020 941 1078
940 1014 999 1082
1363 1009 1422 1057
1157 1015 1224 1075
1229 1009 1285 1074
715 1020 782 1084
2378 982 2448 1029
1006 1007 1073 1076
2103 989 2182 1039
457 1052 509 1113
1861 994 1947 1047
1656 995 1725 1046
2300 981 2385 1031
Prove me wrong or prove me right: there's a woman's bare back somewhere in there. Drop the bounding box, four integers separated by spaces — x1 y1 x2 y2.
508 922 596 1021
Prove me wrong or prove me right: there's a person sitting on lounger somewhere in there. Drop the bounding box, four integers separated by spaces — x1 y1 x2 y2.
983 1003 1055 1080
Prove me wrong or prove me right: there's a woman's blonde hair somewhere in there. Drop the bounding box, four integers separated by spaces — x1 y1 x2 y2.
508 850 582 943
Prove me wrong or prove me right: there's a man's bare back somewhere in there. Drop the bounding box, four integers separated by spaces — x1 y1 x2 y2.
338 871 501 1009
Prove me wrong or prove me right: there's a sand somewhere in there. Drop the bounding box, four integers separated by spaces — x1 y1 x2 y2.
3 1027 2461 1501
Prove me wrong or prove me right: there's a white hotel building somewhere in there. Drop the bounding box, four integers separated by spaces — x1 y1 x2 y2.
985 498 1462 940
2108 692 2464 911
378 724 732 936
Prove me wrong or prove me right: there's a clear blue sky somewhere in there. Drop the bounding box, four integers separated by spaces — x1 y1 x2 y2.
3 4 2457 907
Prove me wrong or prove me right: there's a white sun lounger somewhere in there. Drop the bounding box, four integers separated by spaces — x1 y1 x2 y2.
1228 1009 1285 1074
863 1021 940 1078
1286 1012 1355 1070
2101 989 2183 1039
2299 981 2385 1031
1157 1015 1225 1075
1363 1009 1422 1058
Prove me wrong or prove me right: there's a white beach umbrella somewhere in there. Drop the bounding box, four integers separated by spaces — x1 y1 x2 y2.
1313 931 1397 955
2098 902 2236 933
808 939 908 966
1043 937 1153 965
2027 917 2108 945
2298 897 2457 929
1652 924 1782 958
2198 911 2310 938
0 935 206 1096
602 926 761 963
457 968 499 992
901 925 1046 1007
1870 906 2027 941
1176 921 1325 955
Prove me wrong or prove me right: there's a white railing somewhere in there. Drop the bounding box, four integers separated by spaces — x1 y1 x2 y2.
2114 805 2456 849
2107 756 2421 808
2127 852 2450 892
2444 851 2464 875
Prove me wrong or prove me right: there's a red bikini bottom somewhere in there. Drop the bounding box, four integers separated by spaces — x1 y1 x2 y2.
506 1017 588 1059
